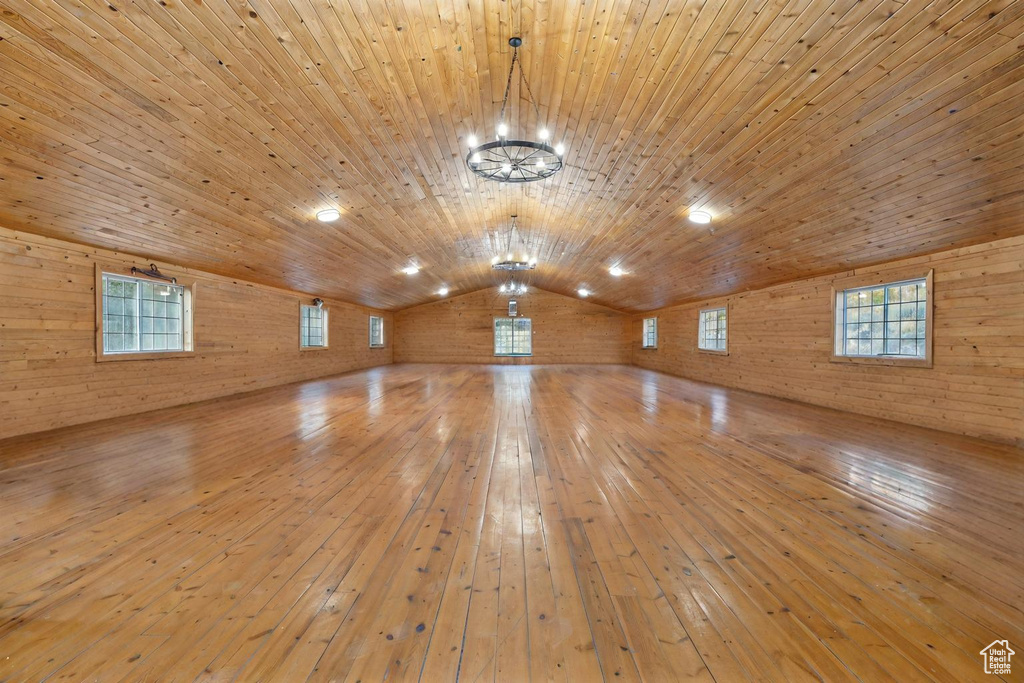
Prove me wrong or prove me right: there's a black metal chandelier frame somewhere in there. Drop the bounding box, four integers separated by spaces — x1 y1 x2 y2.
467 37 563 183
467 140 562 183
492 215 535 294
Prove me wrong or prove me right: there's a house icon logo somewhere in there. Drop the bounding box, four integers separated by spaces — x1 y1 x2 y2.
980 640 1014 675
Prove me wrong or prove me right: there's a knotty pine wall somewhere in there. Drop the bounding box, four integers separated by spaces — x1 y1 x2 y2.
631 236 1023 445
0 227 392 440
394 287 631 364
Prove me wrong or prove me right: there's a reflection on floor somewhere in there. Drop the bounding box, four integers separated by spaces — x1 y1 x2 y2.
0 364 1020 681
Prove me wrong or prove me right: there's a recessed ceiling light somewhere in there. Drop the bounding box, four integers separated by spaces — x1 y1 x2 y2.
401 266 419 275
438 287 449 296
316 208 340 222
689 210 712 224
609 266 625 277
578 288 590 297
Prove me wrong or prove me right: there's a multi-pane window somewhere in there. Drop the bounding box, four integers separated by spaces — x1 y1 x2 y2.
698 307 727 352
101 273 191 355
642 318 657 349
834 278 928 359
494 317 532 356
369 315 385 348
300 305 328 348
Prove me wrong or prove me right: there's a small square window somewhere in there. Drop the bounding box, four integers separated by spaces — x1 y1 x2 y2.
300 305 328 349
98 271 193 360
698 307 727 353
641 318 657 349
833 274 931 365
494 317 531 356
369 315 385 348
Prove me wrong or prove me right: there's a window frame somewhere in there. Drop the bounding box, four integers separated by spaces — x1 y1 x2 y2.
830 269 933 368
697 305 729 356
369 315 385 348
641 317 658 349
299 303 329 350
494 316 532 357
94 264 195 362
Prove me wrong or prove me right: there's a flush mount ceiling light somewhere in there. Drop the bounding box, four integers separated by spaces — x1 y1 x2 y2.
316 208 341 222
609 266 625 277
578 288 590 297
465 37 564 183
401 266 420 275
689 210 713 224
437 287 449 296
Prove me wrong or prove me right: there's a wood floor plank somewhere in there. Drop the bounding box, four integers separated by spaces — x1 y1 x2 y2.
0 363 1020 681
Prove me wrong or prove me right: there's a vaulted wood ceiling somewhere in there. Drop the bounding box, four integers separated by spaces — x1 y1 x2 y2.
0 0 1020 311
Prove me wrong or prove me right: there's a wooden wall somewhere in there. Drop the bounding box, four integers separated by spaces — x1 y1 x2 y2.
394 288 631 365
631 237 1024 445
0 227 392 440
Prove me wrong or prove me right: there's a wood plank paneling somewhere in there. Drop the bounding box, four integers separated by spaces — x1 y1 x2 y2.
0 226 392 439
631 236 1024 444
0 364 1020 680
0 1 1019 310
394 287 630 364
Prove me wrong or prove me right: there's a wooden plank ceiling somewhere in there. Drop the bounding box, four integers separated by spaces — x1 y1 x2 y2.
0 0 1021 311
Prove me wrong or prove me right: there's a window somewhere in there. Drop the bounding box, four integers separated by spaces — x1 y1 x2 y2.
494 317 532 356
98 272 193 358
641 317 657 349
698 307 728 353
369 315 385 348
300 305 328 348
833 274 931 364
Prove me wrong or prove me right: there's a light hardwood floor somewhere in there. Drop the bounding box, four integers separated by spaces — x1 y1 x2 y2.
0 364 1020 682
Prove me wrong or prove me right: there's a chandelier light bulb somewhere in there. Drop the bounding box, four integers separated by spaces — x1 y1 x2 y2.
689 210 713 224
555 143 565 156
499 284 507 293
464 39 563 184
491 256 500 264
316 208 340 222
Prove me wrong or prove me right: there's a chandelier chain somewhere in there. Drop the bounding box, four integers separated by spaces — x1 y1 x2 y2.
519 58 543 123
499 49 519 124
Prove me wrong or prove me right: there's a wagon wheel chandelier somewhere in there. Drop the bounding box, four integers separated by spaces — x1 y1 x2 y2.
493 214 534 295
466 37 564 183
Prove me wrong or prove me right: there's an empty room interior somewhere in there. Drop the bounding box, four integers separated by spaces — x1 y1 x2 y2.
1 1 1022 681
